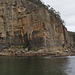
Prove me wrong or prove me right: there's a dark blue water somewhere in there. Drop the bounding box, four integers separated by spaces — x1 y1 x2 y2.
0 56 75 75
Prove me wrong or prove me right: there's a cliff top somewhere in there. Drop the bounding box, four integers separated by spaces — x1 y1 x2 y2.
27 0 65 24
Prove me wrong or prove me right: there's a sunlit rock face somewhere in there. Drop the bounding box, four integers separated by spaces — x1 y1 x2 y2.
0 0 73 50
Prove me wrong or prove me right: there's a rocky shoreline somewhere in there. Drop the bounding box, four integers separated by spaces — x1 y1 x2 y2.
0 48 75 57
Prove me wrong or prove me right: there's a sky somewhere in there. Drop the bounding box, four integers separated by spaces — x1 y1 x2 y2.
43 0 75 32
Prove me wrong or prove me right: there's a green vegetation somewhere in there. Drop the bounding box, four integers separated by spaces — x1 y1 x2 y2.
27 0 65 24
48 8 65 24
22 46 27 49
4 47 9 49
4 45 27 49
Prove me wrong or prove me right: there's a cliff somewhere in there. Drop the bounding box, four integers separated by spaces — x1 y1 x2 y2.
0 0 74 53
68 31 75 47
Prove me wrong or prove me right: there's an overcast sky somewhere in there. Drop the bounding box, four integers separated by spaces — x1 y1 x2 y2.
43 0 75 32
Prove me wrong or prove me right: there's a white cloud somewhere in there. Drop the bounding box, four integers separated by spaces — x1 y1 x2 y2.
42 0 75 32
67 25 75 32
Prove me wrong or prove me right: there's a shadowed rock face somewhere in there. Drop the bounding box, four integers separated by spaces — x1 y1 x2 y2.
0 0 73 50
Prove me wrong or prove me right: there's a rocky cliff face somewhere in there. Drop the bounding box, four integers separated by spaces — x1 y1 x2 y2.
0 0 73 51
